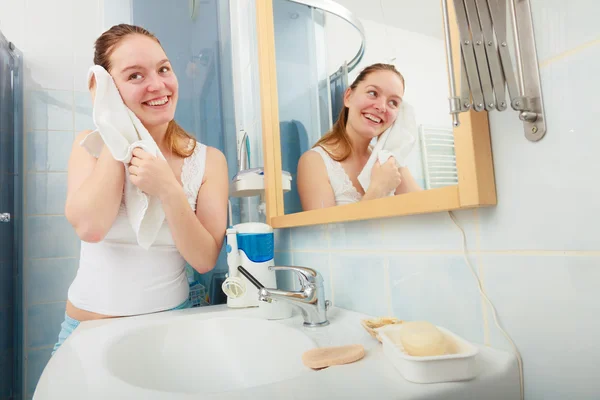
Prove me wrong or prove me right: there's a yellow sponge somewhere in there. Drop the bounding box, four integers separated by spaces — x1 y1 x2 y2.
302 344 366 370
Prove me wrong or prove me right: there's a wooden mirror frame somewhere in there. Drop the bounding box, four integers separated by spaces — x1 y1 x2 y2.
255 0 496 228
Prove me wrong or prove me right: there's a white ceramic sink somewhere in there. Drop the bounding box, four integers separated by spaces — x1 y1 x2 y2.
104 316 315 394
35 305 520 400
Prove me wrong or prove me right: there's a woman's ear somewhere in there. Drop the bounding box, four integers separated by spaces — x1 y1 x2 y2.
343 87 353 108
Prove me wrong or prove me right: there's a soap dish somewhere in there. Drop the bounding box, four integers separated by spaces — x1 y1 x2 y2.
360 317 403 342
377 324 479 384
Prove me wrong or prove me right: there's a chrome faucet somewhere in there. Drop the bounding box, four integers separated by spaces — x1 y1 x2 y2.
258 266 330 327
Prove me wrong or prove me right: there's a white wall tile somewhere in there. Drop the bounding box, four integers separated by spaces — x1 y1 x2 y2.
23 0 74 91
330 253 387 315
102 0 132 30
25 90 73 131
531 0 600 62
481 254 600 400
0 0 25 46
73 0 102 91
380 210 478 252
478 43 600 251
329 219 382 251
388 254 485 344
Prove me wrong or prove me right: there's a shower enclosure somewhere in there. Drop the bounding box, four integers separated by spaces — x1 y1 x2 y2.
272 0 365 214
0 29 24 400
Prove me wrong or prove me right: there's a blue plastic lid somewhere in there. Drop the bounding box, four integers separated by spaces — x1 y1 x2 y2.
237 232 274 263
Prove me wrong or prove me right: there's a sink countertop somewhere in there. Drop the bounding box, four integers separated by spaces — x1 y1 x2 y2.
35 305 520 400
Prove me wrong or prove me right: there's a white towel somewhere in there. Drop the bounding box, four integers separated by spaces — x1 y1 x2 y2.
357 101 418 194
80 65 166 249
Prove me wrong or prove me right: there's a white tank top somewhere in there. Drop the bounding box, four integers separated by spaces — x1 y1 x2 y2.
310 146 363 206
68 141 207 316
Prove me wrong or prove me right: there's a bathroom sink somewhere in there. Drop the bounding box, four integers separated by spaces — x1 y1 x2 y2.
104 316 316 394
35 305 520 400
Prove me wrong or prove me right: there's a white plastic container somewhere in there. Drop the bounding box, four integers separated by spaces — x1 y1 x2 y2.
378 324 479 384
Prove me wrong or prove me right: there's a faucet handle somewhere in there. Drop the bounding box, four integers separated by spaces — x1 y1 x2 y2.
269 266 321 287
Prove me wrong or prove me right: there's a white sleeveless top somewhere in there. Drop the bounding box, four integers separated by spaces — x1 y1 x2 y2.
310 146 363 206
68 141 207 316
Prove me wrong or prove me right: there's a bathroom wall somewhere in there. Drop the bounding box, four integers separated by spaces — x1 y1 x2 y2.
0 1 101 397
129 0 236 298
275 1 600 399
0 0 235 397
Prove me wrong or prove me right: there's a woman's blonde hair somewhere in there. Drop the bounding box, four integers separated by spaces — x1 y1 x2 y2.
93 24 195 157
314 63 405 162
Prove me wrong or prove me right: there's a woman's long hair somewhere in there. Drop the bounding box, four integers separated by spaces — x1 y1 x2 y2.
93 24 195 157
314 63 405 162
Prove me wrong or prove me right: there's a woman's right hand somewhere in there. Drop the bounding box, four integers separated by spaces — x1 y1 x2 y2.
368 158 402 198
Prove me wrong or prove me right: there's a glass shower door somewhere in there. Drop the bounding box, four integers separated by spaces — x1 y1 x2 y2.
0 29 23 400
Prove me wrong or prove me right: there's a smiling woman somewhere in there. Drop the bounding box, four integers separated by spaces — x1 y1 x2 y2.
53 24 229 355
297 63 422 211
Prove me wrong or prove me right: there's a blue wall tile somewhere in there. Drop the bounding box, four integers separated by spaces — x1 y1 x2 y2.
25 216 79 259
274 228 291 251
26 302 65 348
329 219 383 251
25 132 47 172
289 224 329 251
481 254 600 400
26 258 77 305
274 252 294 290
330 253 387 316
25 173 68 215
380 210 478 252
26 90 73 131
25 131 71 172
387 254 484 344
46 131 72 171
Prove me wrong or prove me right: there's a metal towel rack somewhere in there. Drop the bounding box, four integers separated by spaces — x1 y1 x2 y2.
441 0 546 142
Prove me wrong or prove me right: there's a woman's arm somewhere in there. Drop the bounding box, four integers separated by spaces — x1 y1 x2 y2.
65 130 125 242
159 147 229 273
297 151 337 211
395 166 423 194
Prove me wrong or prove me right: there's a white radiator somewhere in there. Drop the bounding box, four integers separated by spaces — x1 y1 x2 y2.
419 125 458 189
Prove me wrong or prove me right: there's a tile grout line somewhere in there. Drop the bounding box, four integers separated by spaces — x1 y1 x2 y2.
540 36 600 68
383 257 393 316
474 209 490 346
27 300 67 307
281 249 600 256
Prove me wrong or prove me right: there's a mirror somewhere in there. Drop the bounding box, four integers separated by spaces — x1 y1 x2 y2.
275 0 456 213
256 0 496 227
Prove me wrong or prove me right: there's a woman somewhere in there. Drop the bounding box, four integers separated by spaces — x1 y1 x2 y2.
53 24 229 354
297 63 421 211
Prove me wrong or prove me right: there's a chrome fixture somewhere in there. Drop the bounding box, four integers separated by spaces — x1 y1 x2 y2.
258 266 330 327
442 0 546 141
0 213 10 223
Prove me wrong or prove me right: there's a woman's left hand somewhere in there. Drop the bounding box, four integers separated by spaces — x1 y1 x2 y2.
128 148 179 199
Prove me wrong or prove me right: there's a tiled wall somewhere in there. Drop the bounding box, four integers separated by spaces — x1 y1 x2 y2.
275 1 600 399
2 0 236 397
0 0 101 398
